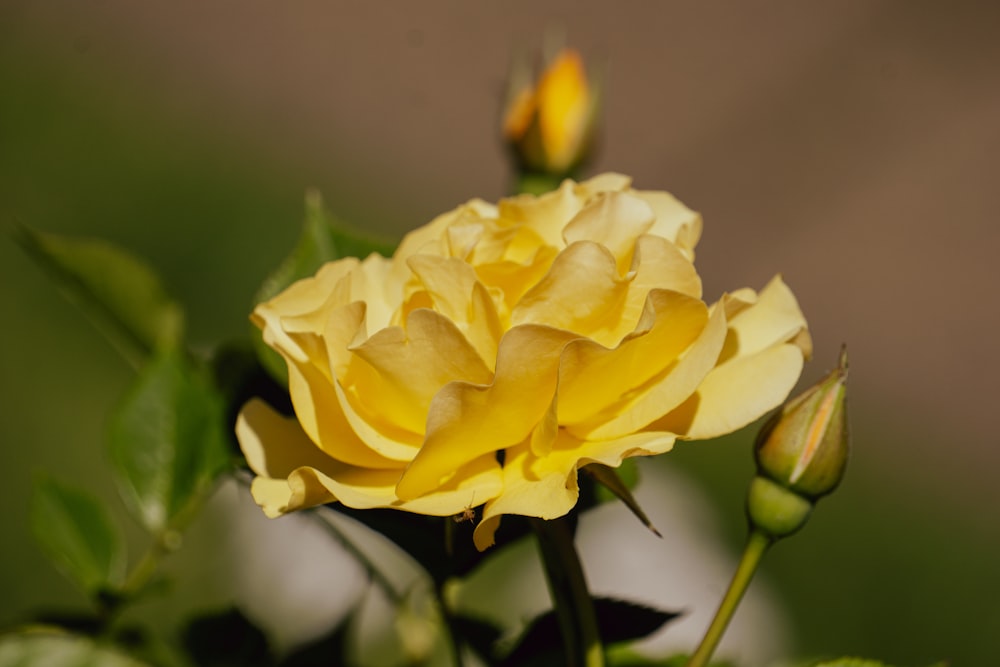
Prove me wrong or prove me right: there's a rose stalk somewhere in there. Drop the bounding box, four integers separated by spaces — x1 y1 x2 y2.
686 349 850 667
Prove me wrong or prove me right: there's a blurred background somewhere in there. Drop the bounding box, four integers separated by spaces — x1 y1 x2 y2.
2 1 998 665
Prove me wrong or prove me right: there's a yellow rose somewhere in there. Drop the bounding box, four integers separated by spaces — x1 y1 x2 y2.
236 174 811 550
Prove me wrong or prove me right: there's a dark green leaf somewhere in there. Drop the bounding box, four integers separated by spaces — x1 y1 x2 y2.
0 631 153 667
108 348 230 532
448 614 504 665
278 621 350 667
30 477 125 595
181 608 274 667
584 462 660 537
252 190 396 384
12 222 183 368
501 598 681 667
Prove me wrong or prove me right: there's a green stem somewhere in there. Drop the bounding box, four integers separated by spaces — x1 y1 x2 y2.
685 529 773 667
513 171 569 196
530 517 604 667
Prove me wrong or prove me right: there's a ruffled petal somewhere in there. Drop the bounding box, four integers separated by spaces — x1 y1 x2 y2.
557 290 708 425
511 241 629 346
562 191 655 275
569 301 728 440
472 429 675 550
238 399 503 517
653 276 812 439
406 254 503 368
346 308 494 434
395 324 579 500
633 190 703 259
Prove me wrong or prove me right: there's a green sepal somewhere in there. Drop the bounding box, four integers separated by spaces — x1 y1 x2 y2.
584 461 660 537
30 477 126 597
108 348 230 533
251 190 396 384
12 222 184 369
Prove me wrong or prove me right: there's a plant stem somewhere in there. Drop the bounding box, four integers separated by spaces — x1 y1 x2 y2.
530 517 604 667
513 172 567 196
685 529 773 667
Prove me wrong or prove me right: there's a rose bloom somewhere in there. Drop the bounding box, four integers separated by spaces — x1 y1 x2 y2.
236 174 811 550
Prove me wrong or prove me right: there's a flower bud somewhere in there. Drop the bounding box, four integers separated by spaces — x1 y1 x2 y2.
755 347 850 500
502 47 600 179
747 348 849 539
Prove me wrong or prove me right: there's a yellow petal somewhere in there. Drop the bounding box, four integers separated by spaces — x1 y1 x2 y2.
395 324 579 500
571 302 728 440
717 275 812 365
287 359 409 467
347 308 494 434
628 234 702 299
652 277 812 439
254 258 359 364
654 343 806 440
472 430 675 551
238 399 502 517
634 190 703 259
511 241 629 346
562 192 656 275
406 254 502 368
238 398 337 478
557 289 708 425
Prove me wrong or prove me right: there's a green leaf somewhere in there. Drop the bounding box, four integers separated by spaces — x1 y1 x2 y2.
252 190 396 384
12 222 184 368
500 598 681 667
30 477 126 596
0 631 153 667
584 462 660 537
181 608 274 667
108 348 230 532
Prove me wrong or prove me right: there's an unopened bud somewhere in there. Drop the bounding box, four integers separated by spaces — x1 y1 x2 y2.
755 347 849 499
503 47 600 179
748 348 850 538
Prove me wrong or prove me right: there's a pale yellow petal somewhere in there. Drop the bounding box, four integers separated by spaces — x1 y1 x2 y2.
498 179 586 248
629 234 702 299
346 308 494 434
238 398 502 517
570 303 728 440
237 398 337 478
395 324 579 500
286 358 409 468
717 275 812 365
254 258 359 363
252 455 502 518
250 475 336 518
472 430 675 550
511 241 629 346
634 190 703 259
576 172 632 196
406 255 502 368
654 343 806 440
562 192 655 275
557 290 708 425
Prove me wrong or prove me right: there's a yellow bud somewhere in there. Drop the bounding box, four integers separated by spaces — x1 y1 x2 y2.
755 347 850 500
503 47 600 177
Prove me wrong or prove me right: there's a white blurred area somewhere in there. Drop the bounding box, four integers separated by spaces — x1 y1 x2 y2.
182 462 787 666
455 460 789 667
